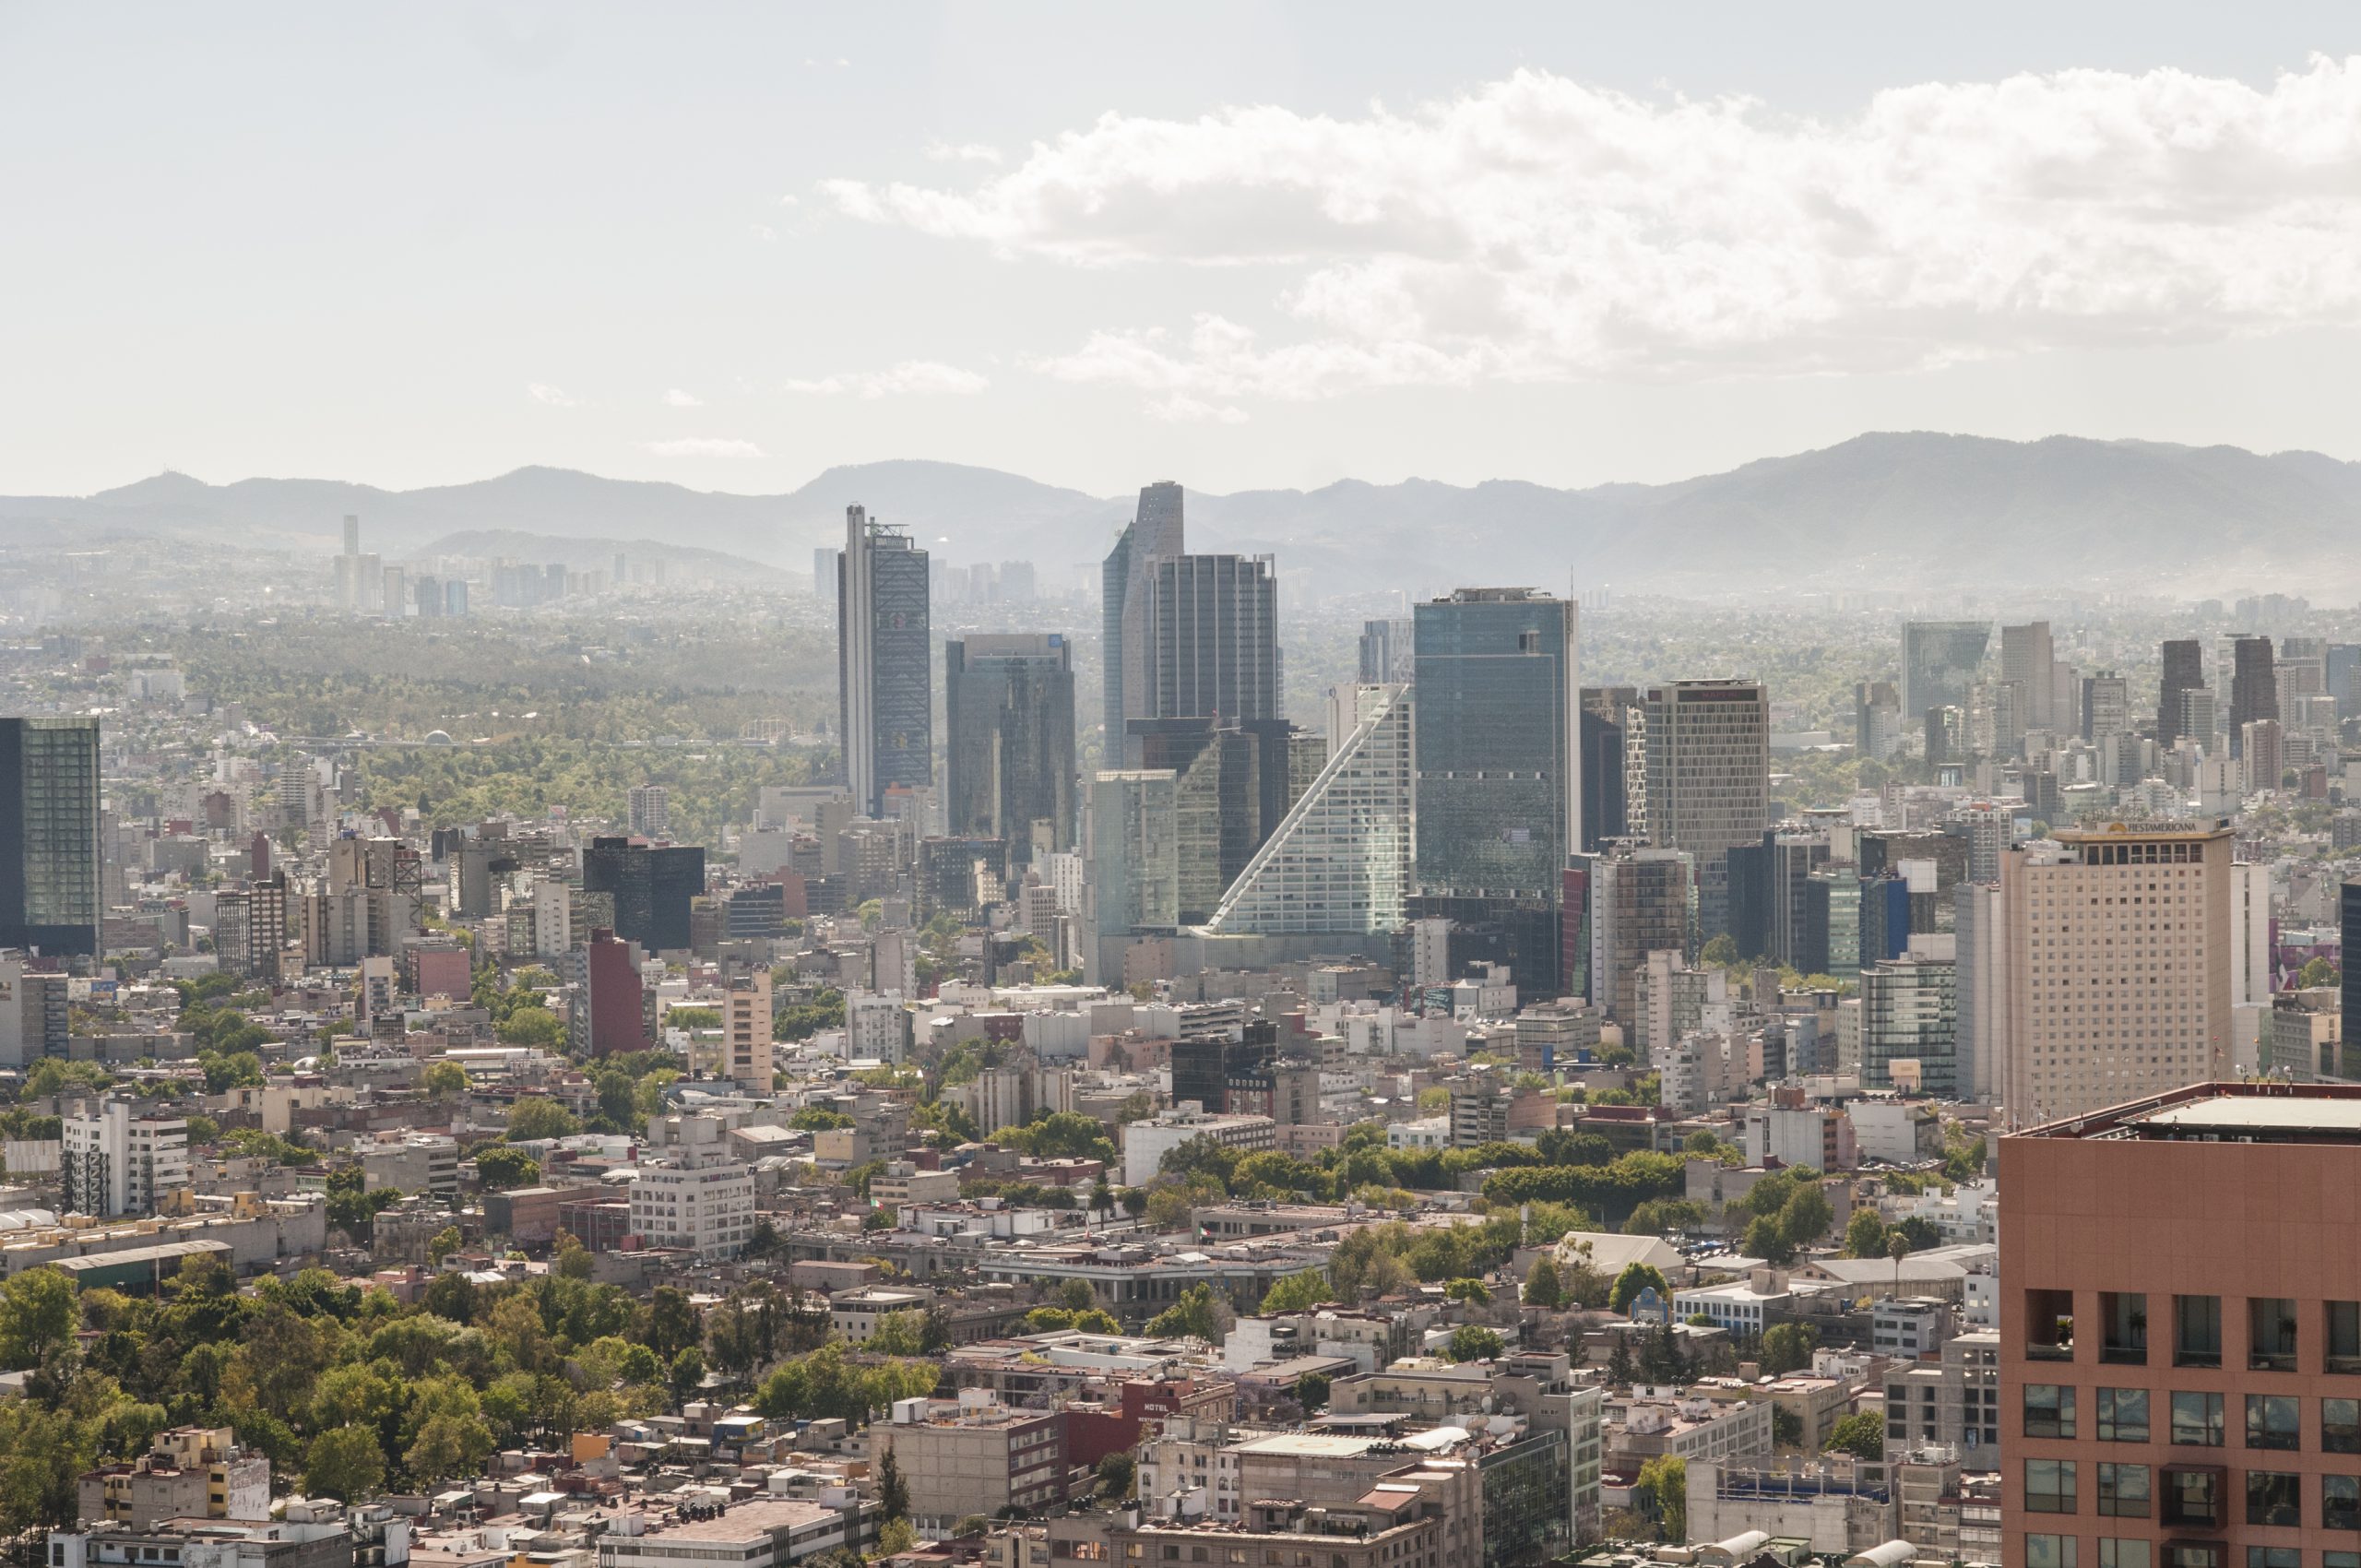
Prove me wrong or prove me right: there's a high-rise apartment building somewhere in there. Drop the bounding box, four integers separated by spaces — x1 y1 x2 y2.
1861 953 1957 1095
1641 679 1769 940
2082 672 2130 743
1086 769 1179 980
838 505 933 816
1856 680 1904 760
2157 638 2205 748
2001 1082 2361 1568
1411 588 1579 994
565 927 647 1057
1575 845 1695 1022
627 784 670 839
1903 622 1992 719
2227 635 2278 759
1995 821 2232 1125
1102 481 1189 755
2002 621 2058 731
724 969 772 1091
1358 618 1415 684
0 716 101 956
62 1097 190 1218
1205 683 1412 936
944 634 1076 866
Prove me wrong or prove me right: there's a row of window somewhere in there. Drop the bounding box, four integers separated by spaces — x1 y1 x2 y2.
2027 1291 2361 1372
2026 1538 2361 1568
2023 1460 2361 1530
2023 1387 2360 1451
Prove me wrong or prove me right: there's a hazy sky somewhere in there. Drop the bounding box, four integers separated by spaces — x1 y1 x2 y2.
6 4 2361 499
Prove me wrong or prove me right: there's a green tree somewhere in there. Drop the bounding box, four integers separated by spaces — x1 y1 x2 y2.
876 1520 917 1557
0 1268 78 1371
473 1146 540 1190
1610 1262 1669 1314
867 1310 930 1358
1700 933 1738 968
1523 1256 1564 1309
426 1226 464 1265
2301 956 2340 989
1772 1407 1803 1447
1780 1185 1834 1250
1095 1452 1136 1501
1759 1322 1820 1376
1446 1324 1503 1363
303 1424 386 1502
496 1007 564 1048
506 1097 580 1142
1294 1371 1332 1412
1825 1411 1885 1460
1843 1209 1889 1258
1443 1277 1491 1306
423 1060 469 1096
1638 1455 1687 1542
878 1447 910 1522
1143 1284 1229 1344
1743 1213 1797 1265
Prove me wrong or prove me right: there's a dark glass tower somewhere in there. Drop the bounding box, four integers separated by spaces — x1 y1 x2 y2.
583 837 706 953
2228 634 2277 759
1410 588 1579 994
1579 686 1635 853
838 505 932 816
2157 638 2204 747
0 717 101 956
1101 482 1187 762
944 634 1076 866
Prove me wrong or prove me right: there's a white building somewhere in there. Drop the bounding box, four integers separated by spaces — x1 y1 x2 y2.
844 990 910 1063
629 1124 755 1260
1674 1279 1792 1336
1121 1107 1276 1187
1387 1115 1450 1151
63 1099 190 1218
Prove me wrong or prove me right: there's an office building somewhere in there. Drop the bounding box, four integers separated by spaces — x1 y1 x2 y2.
566 928 647 1057
1205 683 1412 936
2242 719 2284 793
1996 820 2232 1124
2227 635 2277 758
1861 953 1957 1095
838 505 933 816
583 836 706 953
597 1497 877 1568
725 969 772 1091
1102 481 1190 754
63 1097 190 1218
0 716 101 956
2157 638 2205 748
1856 679 1904 761
628 1137 754 1260
1411 588 1579 992
1358 617 1415 683
1086 770 1178 980
1126 717 1310 923
943 634 1075 867
627 784 670 839
2082 671 2130 742
2000 1083 2361 1568
2001 621 2057 731
1577 845 1694 1021
1903 622 1991 719
1581 686 1638 850
1641 679 1770 939
1146 552 1282 731
1121 1106 1276 1186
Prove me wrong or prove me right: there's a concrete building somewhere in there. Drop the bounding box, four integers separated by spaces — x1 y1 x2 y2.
1996 821 2233 1125
1882 1328 1999 1459
1999 1083 2361 1568
627 784 670 840
50 1518 355 1568
872 1396 1065 1539
596 1497 877 1568
358 1134 458 1199
839 505 933 817
63 1098 190 1218
78 1428 269 1528
1641 680 1770 939
1860 954 1956 1097
1121 1107 1275 1187
724 969 773 1092
628 1121 754 1259
1685 1458 1898 1556
943 634 1075 867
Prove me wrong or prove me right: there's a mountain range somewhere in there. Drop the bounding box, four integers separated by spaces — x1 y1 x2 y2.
7 432 2357 599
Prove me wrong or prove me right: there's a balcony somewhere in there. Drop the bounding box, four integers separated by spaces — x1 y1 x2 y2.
2025 1289 2075 1363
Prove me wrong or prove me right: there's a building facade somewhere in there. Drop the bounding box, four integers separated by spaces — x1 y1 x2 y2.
839 505 933 816
944 634 1075 867
1641 679 1770 940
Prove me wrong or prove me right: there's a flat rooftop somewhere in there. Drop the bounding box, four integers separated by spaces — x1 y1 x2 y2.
629 1500 839 1540
2017 1083 2361 1144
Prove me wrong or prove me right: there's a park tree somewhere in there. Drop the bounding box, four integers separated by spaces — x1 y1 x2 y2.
1826 1411 1885 1460
1609 1262 1669 1314
1523 1256 1564 1308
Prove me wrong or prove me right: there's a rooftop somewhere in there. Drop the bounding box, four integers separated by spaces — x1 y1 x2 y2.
628 1499 841 1541
2018 1082 2361 1145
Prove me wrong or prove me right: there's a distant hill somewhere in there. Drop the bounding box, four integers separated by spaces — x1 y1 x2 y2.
7 433 2358 598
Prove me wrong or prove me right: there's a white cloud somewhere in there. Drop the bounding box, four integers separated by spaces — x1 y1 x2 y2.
527 382 579 407
1146 393 1250 424
663 388 704 407
925 141 1003 165
783 360 991 398
824 59 2361 395
641 437 764 457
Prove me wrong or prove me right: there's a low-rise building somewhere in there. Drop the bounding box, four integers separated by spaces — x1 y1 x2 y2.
1121 1108 1275 1187
872 1395 1065 1539
78 1428 269 1528
596 1497 878 1568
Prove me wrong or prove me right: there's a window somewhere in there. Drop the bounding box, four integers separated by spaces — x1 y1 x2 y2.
2246 1396 2300 1451
2330 1400 2361 1455
2246 1552 2297 1568
2027 1459 2079 1515
2177 1296 2223 1368
2027 1537 2078 1568
2030 1289 2077 1360
2099 1543 2152 1568
2330 1476 2361 1532
2163 1549 2220 1568
2172 1393 2225 1447
2249 1297 2298 1372
2098 1463 2152 1518
2099 1388 2151 1443
2164 1466 2224 1528
2103 1292 2151 1364
2328 1556 2360 1568
2027 1385 2079 1439
2246 1470 2300 1527
2333 1303 2361 1374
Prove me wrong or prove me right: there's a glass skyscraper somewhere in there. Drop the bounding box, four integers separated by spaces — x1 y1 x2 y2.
943 634 1075 866
0 716 101 956
838 505 932 816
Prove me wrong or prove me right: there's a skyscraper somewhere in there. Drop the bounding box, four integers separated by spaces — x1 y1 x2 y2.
1853 679 1902 760
1579 686 1637 852
1901 621 1990 719
1999 621 2056 731
1410 589 1579 992
2227 633 2277 758
1204 683 1412 936
1357 618 1415 684
1579 845 1695 1021
584 836 706 954
2156 637 2204 747
1860 953 1955 1094
1641 679 1769 940
2080 671 2130 742
1101 481 1188 754
838 505 932 816
0 716 101 956
1086 769 1179 981
627 784 670 839
1147 552 1281 730
1996 820 2231 1124
1129 717 1307 924
944 634 1076 866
